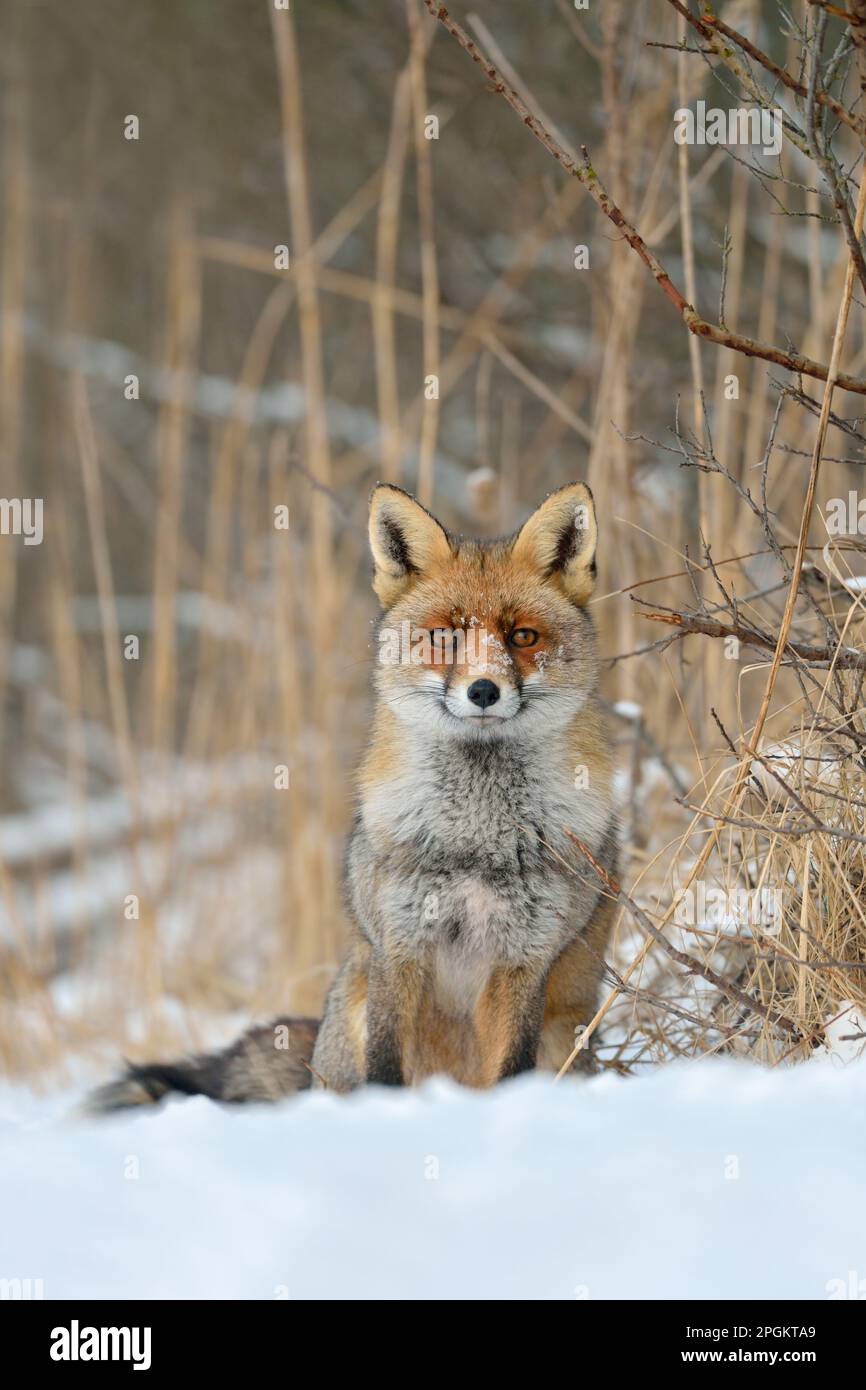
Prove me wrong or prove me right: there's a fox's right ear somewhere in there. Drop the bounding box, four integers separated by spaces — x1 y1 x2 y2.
368 484 452 608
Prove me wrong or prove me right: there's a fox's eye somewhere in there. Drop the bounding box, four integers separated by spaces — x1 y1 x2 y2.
510 628 540 648
430 628 452 648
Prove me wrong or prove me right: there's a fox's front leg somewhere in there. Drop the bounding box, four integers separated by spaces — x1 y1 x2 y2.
365 948 423 1086
478 964 548 1085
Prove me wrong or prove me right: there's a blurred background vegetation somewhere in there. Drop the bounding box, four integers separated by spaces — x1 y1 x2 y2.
1 0 864 1085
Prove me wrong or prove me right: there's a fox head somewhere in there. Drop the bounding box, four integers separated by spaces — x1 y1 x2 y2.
369 482 600 740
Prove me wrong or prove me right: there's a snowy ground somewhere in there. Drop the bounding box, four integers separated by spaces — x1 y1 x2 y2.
1 1057 865 1301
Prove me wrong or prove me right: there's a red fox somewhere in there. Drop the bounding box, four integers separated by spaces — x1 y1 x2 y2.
89 482 617 1111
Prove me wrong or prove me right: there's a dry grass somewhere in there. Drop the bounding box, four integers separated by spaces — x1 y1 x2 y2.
1 0 865 1088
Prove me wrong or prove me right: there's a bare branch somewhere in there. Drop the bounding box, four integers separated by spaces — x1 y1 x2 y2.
422 2 866 394
637 606 866 671
701 7 864 137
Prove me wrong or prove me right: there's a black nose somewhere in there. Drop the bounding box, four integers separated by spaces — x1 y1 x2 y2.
467 678 500 710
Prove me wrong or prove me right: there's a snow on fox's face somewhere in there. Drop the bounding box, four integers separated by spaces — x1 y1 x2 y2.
369 484 600 741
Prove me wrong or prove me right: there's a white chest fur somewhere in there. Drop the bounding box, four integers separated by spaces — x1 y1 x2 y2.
357 730 614 972
364 742 611 861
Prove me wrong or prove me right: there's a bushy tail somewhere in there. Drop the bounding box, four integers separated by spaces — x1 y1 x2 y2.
84 1016 320 1115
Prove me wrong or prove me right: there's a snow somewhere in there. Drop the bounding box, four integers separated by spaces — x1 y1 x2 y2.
821 1002 866 1064
2 1057 865 1301
613 700 643 722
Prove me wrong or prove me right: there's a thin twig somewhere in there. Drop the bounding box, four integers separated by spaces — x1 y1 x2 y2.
422 2 866 394
637 605 866 671
565 832 803 1038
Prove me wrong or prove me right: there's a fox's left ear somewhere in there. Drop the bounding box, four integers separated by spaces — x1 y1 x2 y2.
368 483 452 608
511 482 598 605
